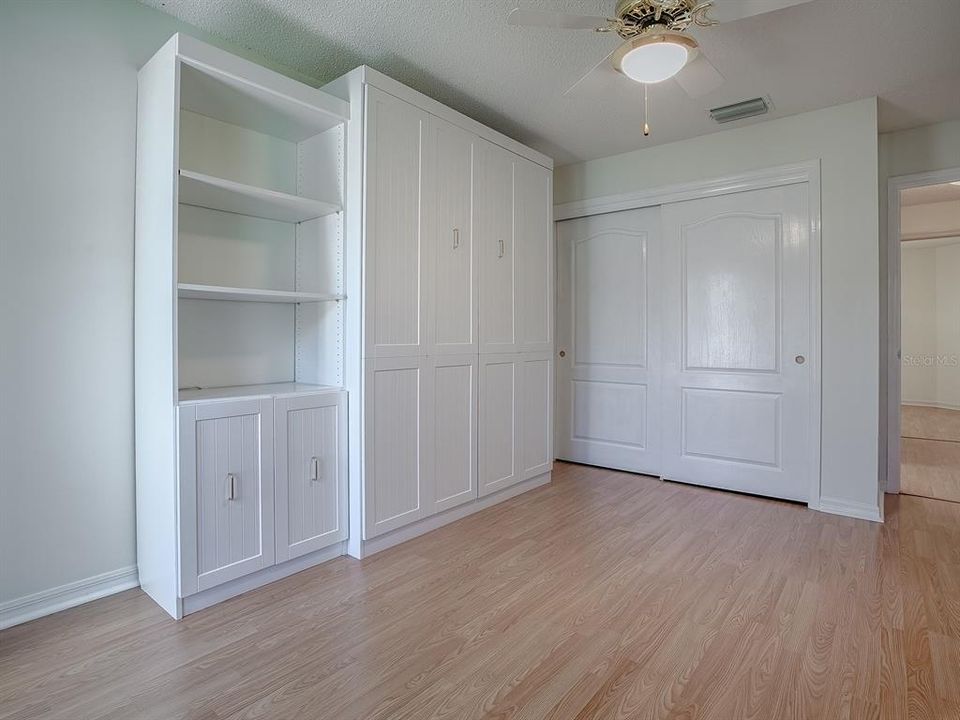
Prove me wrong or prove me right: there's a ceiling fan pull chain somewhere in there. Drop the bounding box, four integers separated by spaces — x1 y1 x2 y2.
643 83 651 136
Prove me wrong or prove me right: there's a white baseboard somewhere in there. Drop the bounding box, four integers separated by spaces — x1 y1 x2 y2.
818 496 883 523
901 400 960 412
0 565 140 630
355 472 552 558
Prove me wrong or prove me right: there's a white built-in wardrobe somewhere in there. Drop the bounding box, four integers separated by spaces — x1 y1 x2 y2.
324 68 554 557
135 38 554 619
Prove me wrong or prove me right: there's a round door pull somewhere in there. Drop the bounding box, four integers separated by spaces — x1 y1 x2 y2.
559 350 566 358
795 355 806 365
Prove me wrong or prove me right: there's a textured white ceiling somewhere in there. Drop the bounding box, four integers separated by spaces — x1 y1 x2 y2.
140 0 960 165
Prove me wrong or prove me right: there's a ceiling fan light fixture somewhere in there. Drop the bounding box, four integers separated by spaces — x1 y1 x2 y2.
613 33 697 84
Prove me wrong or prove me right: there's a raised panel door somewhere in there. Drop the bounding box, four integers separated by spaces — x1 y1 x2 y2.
660 183 811 501
555 207 661 475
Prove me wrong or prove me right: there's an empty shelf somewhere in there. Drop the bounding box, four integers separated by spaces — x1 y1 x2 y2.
178 170 340 223
178 283 344 303
178 382 343 404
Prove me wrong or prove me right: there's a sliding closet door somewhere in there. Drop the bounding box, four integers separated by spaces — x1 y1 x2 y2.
555 207 661 475
660 183 812 502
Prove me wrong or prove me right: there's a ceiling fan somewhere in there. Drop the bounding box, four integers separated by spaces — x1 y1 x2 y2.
509 0 815 99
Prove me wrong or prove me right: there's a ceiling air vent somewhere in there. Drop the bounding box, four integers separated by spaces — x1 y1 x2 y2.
709 97 770 124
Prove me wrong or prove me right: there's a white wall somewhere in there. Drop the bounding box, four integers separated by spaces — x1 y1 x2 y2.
0 0 314 608
555 98 882 516
935 242 960 407
901 243 940 404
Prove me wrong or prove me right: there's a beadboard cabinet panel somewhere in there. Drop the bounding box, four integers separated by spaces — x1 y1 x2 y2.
364 85 429 358
479 354 521 496
364 357 432 537
179 398 275 595
478 140 518 354
275 392 347 561
516 160 554 353
430 118 478 355
431 355 478 513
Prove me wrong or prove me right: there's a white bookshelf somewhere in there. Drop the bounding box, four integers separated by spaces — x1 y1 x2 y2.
135 34 350 618
179 170 341 223
177 283 344 304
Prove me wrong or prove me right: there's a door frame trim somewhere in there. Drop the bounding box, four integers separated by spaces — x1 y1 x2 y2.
553 160 822 510
884 166 960 495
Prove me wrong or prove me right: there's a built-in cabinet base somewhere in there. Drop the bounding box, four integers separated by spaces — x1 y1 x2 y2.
348 471 552 559
181 541 347 616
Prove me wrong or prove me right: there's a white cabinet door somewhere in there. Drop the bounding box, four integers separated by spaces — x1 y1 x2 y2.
479 354 521 496
660 183 812 502
478 140 518 354
364 86 429 358
431 354 478 512
430 117 477 355
178 399 275 595
521 353 553 480
555 207 661 475
274 392 347 562
516 158 553 353
364 356 432 537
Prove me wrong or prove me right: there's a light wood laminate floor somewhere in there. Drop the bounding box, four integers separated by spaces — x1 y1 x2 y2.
901 404 960 503
2 462 959 720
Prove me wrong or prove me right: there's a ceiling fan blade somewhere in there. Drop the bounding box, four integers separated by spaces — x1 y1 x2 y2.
674 52 724 98
562 43 624 97
705 0 815 24
507 8 610 30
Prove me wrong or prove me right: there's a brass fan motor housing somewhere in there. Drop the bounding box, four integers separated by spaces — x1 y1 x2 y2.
611 0 716 39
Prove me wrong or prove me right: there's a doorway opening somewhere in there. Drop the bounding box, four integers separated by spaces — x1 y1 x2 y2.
892 175 960 502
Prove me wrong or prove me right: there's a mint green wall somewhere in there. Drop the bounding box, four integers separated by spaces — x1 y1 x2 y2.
0 0 317 606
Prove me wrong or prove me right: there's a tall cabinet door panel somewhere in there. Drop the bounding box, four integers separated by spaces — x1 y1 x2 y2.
275 392 347 562
432 355 478 512
478 141 518 354
178 399 275 595
521 353 553 480
516 159 553 353
364 86 429 358
364 357 433 537
430 117 477 355
479 354 521 496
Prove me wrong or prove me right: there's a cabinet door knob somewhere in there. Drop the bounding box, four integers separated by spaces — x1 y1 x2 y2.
795 355 805 365
498 238 505 259
226 473 237 501
559 350 566 358
310 456 320 482
453 228 460 249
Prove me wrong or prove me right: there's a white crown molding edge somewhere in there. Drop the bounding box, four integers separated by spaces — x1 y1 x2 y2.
553 160 820 221
817 496 883 523
0 566 139 631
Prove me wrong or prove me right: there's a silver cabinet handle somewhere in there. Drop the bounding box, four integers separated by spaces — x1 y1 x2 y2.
226 473 237 501
795 355 806 365
453 228 460 249
310 456 320 482
498 238 505 259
